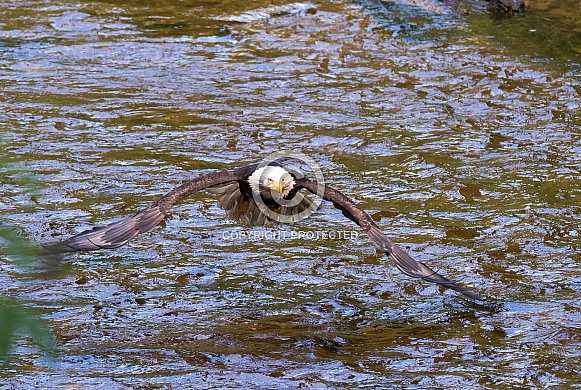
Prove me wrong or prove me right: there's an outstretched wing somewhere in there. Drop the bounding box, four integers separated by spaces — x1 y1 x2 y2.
41 165 257 254
296 178 485 301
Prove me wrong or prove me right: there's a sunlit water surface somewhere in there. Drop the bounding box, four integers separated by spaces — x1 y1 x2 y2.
0 0 580 388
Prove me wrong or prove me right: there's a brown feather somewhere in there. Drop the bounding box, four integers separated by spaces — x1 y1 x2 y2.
296 178 484 301
41 166 256 254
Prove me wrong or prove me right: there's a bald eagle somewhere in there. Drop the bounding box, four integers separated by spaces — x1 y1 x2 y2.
43 160 484 301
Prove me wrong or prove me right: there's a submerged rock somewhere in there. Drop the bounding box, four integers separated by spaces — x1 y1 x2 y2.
485 0 526 16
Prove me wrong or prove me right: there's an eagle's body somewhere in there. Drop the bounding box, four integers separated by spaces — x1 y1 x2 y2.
43 160 484 301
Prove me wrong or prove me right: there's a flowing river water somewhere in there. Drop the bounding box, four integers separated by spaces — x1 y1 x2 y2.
0 0 580 388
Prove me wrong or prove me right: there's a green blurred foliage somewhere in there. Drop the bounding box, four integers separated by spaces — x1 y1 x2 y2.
0 299 56 359
0 135 57 362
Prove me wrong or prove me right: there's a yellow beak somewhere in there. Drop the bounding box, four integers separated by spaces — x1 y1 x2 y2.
276 180 284 195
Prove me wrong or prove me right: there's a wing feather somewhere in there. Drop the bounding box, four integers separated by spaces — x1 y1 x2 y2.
41 166 256 254
297 178 485 301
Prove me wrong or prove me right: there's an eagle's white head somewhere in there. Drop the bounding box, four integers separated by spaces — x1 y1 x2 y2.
248 165 296 198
